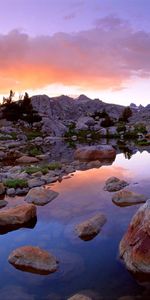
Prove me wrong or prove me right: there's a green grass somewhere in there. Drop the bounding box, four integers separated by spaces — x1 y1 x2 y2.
4 179 28 189
25 166 49 175
136 140 150 146
26 131 43 141
28 147 42 156
48 162 62 170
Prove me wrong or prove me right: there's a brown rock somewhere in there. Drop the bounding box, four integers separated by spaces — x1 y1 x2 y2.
25 187 59 206
74 145 116 161
112 190 148 207
0 204 36 227
119 200 150 275
104 177 128 192
8 246 59 275
76 213 107 241
16 156 39 164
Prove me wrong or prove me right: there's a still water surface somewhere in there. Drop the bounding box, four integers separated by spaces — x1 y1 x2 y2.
0 151 150 299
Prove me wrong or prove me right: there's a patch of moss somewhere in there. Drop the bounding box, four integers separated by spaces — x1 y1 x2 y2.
4 179 28 189
48 162 62 170
25 166 49 175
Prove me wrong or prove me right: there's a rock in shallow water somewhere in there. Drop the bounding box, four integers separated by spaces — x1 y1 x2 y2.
0 204 36 228
104 177 129 192
74 145 116 161
0 199 8 209
119 200 150 275
68 295 92 300
75 213 107 241
112 190 148 206
24 187 59 206
8 246 59 275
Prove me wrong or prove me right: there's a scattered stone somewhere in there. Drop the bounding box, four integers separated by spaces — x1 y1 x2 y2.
0 204 36 228
16 156 39 164
104 177 129 192
25 187 59 206
74 145 116 161
8 246 59 275
112 190 148 206
76 213 107 241
15 187 29 196
27 178 45 188
6 188 16 197
119 200 150 275
0 200 8 209
0 183 5 195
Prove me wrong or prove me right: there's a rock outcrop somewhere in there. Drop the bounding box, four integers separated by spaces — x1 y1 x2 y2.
119 200 150 275
8 246 59 274
112 190 148 206
74 145 116 161
25 187 59 206
0 204 36 233
76 213 107 241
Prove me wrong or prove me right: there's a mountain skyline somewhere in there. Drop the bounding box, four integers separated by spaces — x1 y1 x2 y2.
0 0 150 105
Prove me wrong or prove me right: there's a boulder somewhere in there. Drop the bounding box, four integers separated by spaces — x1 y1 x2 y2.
119 200 150 275
74 145 116 161
16 156 39 164
25 187 59 206
76 213 107 241
112 190 148 207
27 178 45 188
0 204 36 229
104 177 129 192
8 246 59 274
0 183 5 195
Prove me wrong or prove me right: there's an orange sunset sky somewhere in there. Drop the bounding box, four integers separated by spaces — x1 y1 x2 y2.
0 0 150 105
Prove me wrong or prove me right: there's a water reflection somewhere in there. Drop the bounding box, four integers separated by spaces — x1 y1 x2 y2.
0 151 150 299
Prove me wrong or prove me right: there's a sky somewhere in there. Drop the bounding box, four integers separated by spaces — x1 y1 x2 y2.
0 0 150 105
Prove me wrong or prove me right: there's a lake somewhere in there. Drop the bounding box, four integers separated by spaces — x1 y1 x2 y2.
0 150 150 299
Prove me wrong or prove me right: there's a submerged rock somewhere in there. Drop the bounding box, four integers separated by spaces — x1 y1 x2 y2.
16 156 39 164
8 246 59 275
104 177 129 192
112 190 148 206
119 200 150 275
25 187 59 206
0 204 36 229
74 145 116 161
76 213 107 241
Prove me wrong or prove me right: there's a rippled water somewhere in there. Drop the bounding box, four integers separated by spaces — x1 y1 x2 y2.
0 151 150 299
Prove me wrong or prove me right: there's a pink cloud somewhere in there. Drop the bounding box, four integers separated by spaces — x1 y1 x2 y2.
0 16 150 93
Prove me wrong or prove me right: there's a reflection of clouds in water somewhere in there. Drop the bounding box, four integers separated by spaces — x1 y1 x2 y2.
114 152 150 180
0 285 34 300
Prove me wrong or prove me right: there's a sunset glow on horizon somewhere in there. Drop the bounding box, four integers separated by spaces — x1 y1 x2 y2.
1 0 150 105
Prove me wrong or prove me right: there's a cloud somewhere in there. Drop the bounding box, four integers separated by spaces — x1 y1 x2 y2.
0 16 150 93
